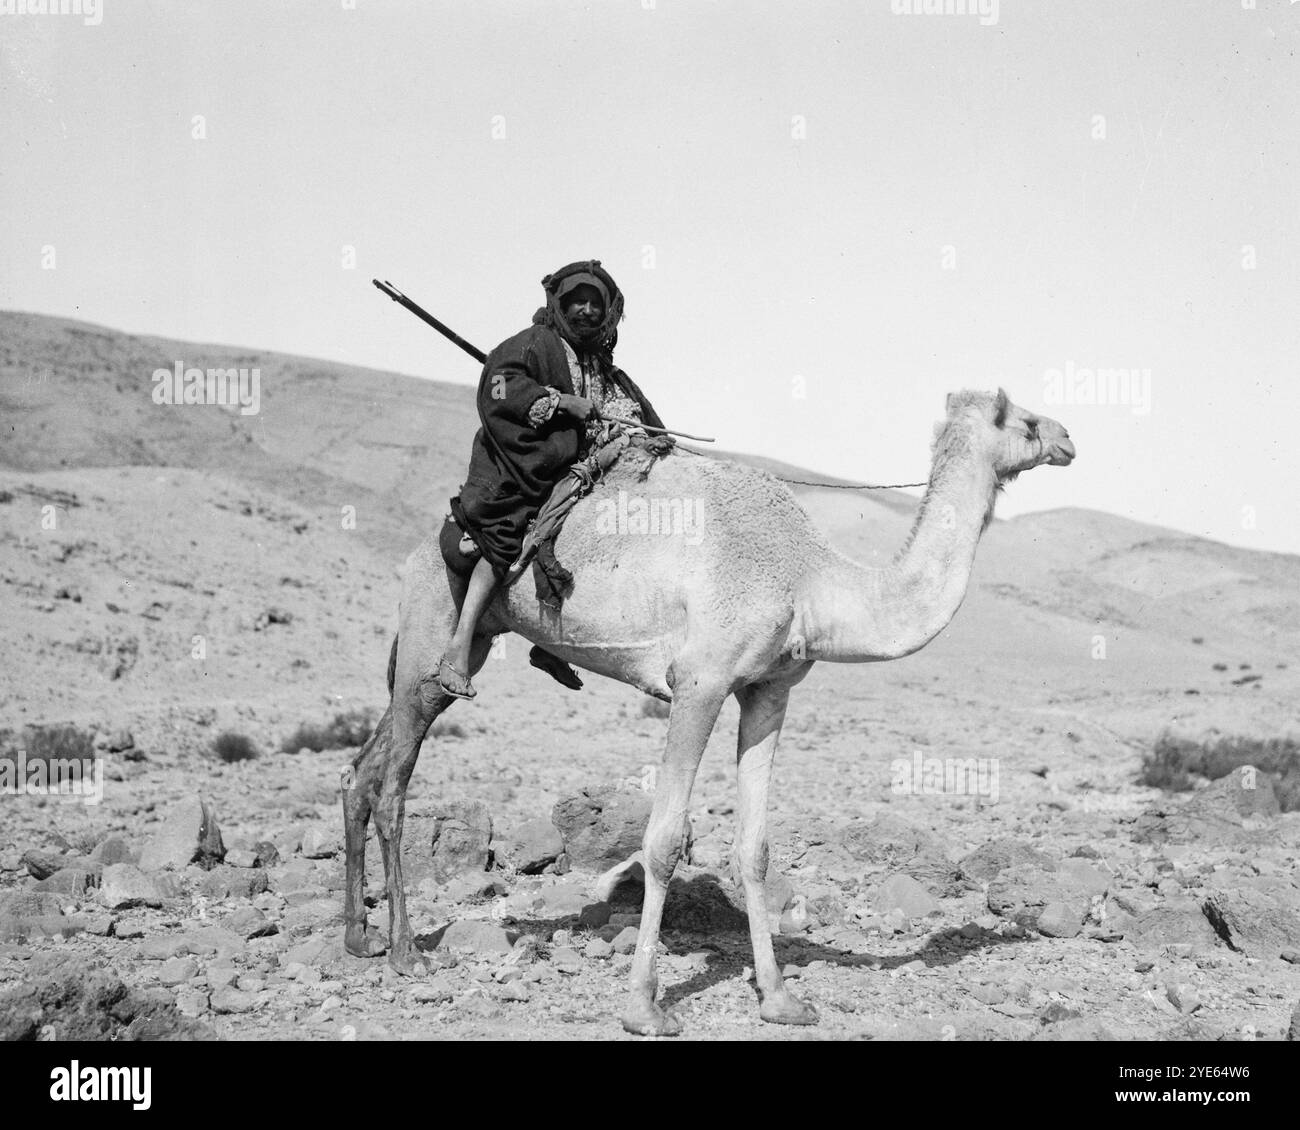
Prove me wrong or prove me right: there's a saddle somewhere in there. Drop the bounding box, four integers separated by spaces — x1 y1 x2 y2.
512 432 673 609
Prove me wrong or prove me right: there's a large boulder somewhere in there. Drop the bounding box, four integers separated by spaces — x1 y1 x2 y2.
1202 888 1300 959
398 801 493 885
552 784 653 871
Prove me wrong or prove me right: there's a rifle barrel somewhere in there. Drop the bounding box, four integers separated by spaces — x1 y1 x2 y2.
372 279 487 364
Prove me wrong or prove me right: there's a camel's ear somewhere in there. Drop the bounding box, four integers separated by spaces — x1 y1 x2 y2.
993 387 1010 428
945 393 956 416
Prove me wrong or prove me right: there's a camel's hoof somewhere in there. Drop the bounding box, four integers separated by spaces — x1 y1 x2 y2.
620 999 682 1038
344 924 388 959
387 945 430 977
759 990 819 1026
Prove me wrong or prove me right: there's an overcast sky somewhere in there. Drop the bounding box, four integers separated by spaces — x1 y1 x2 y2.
3 0 1298 554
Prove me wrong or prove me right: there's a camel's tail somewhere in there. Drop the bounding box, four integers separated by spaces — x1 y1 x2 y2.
387 634 398 696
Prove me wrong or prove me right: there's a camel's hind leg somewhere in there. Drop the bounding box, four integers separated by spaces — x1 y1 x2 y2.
620 668 728 1037
342 704 394 958
734 681 817 1026
341 539 492 971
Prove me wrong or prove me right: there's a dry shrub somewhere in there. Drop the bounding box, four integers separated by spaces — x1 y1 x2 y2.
213 730 259 763
1141 731 1300 811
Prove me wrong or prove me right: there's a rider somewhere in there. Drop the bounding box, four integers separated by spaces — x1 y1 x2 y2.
438 260 664 699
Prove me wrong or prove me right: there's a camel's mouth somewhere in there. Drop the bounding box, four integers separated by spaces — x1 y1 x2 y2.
1046 437 1076 466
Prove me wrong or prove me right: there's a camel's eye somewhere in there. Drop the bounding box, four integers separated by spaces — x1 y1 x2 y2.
1025 419 1039 439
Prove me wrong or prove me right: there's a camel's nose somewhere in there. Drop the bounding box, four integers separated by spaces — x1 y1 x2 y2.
1050 436 1076 465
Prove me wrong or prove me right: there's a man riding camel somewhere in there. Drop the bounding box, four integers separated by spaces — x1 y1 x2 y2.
438 260 664 700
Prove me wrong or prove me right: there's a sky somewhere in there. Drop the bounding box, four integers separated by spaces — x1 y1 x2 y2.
2 0 1298 554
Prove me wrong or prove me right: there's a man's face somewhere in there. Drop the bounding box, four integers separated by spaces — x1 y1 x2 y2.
562 284 605 340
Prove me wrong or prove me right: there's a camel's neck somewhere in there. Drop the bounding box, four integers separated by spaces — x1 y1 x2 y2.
801 421 999 662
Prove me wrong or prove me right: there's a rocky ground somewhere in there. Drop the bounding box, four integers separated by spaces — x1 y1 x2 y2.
2 702 1299 1042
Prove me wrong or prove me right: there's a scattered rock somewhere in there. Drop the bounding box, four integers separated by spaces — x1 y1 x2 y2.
224 848 259 869
99 864 169 909
611 926 640 955
100 728 135 753
873 873 939 919
960 838 1056 884
436 920 515 955
21 848 69 880
139 795 225 871
584 937 614 960
1037 901 1083 938
209 986 255 1015
254 841 281 868
299 826 343 860
226 906 276 939
0 965 212 1040
157 957 199 986
33 866 101 895
89 835 137 866
841 813 963 895
199 865 270 901
495 818 564 874
1123 900 1222 954
1166 983 1202 1014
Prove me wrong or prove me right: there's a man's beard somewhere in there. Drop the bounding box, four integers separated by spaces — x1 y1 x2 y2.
568 318 602 345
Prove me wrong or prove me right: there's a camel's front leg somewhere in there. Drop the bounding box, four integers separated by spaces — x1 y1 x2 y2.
735 681 817 1025
620 674 728 1037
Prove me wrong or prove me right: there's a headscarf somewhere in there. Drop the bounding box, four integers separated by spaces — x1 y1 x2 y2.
532 259 625 365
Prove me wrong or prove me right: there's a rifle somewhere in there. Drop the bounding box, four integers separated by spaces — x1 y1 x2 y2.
372 278 715 443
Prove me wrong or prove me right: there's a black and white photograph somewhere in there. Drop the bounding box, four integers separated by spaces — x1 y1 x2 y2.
1 0 1297 1085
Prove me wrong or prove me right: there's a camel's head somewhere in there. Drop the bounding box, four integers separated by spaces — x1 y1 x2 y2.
944 388 1075 481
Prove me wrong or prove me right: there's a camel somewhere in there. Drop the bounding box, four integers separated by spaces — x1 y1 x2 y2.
341 387 1075 1036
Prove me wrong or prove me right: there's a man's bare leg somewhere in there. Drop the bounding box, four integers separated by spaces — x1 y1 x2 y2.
439 556 498 697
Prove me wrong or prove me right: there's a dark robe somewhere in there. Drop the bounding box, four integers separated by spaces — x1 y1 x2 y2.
449 324 663 577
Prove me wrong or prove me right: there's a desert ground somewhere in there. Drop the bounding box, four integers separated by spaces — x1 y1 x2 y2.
1 310 1298 1041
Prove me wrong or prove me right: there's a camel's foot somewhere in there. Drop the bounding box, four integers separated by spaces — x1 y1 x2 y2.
387 941 431 977
344 922 388 959
620 995 682 1038
759 988 819 1026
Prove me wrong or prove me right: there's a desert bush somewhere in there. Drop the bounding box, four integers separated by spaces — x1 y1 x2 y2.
212 730 259 763
279 709 376 754
431 720 466 740
1140 731 1300 811
640 696 671 720
3 723 97 766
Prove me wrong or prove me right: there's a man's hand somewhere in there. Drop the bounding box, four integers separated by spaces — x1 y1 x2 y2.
557 394 597 421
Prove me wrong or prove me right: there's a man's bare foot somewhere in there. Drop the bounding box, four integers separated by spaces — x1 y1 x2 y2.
437 656 475 699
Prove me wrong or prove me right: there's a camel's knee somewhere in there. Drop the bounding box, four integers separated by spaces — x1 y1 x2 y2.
644 813 691 886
